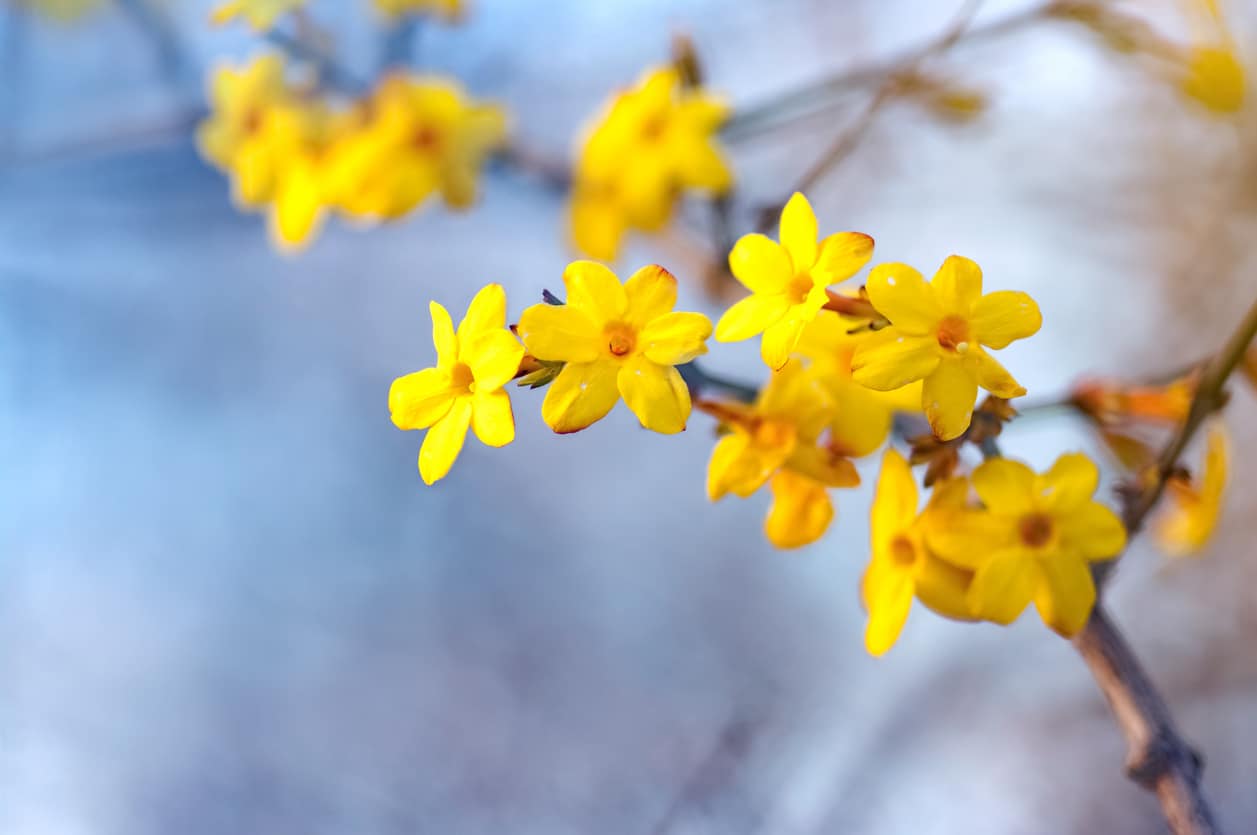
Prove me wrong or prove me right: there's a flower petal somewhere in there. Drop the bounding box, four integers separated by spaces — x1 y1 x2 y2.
728 233 792 294
760 316 810 371
563 260 626 323
1058 502 1127 561
465 329 525 391
924 509 1016 569
430 301 458 369
864 262 940 335
471 389 515 448
714 292 791 342
517 303 601 363
931 255 983 315
827 384 895 458
624 264 678 327
969 291 1042 350
922 358 979 441
617 357 691 434
541 360 621 434
786 444 860 488
779 192 817 272
1039 452 1099 512
765 469 833 549
707 430 779 500
862 561 914 656
871 448 919 552
966 549 1036 625
389 368 454 430
418 397 473 485
971 349 1027 399
458 283 507 342
1034 552 1095 637
639 311 712 365
971 457 1038 516
913 553 976 622
850 332 940 391
812 232 875 285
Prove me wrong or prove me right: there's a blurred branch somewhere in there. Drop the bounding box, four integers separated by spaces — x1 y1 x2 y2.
753 0 984 232
679 361 759 403
1074 607 1218 835
723 0 1062 143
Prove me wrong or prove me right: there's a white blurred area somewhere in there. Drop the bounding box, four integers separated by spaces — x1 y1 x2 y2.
2 0 1256 833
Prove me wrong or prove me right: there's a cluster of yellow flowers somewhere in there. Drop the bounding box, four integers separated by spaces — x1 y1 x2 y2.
212 0 462 31
197 54 506 251
384 188 1138 655
569 66 734 261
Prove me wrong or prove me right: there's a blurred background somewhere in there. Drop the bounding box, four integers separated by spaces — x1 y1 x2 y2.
2 0 1256 832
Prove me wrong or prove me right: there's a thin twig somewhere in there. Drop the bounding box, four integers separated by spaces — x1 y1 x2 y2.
752 0 985 233
722 0 1059 143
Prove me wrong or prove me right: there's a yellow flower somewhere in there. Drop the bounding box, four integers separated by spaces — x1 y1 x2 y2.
373 0 463 20
1181 45 1245 113
1177 0 1245 114
326 74 507 220
517 262 712 434
197 55 338 252
704 362 860 548
1156 424 1229 556
715 193 874 371
926 453 1127 637
861 451 974 656
570 66 732 261
851 256 1041 441
795 313 921 458
210 0 306 31
389 284 524 485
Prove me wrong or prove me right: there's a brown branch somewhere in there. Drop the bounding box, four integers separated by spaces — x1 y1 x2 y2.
1074 607 1218 835
1068 295 1257 835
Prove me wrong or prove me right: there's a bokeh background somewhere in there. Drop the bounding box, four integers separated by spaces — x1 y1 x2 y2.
2 0 1256 832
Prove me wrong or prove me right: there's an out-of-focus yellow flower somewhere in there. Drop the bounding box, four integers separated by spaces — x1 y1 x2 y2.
716 193 875 371
373 0 462 20
570 66 732 261
795 314 921 458
926 453 1126 637
851 256 1041 441
13 0 104 21
325 74 507 221
197 54 339 251
517 262 711 434
1177 0 1245 113
1157 424 1229 556
210 0 306 31
703 361 860 548
1181 45 1245 113
862 451 974 656
389 284 524 485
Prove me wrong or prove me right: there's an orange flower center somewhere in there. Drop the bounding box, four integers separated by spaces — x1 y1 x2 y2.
936 315 971 353
752 418 796 449
450 362 476 393
640 116 667 142
890 534 917 568
411 125 443 153
1018 512 1055 548
787 274 814 305
604 322 637 358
